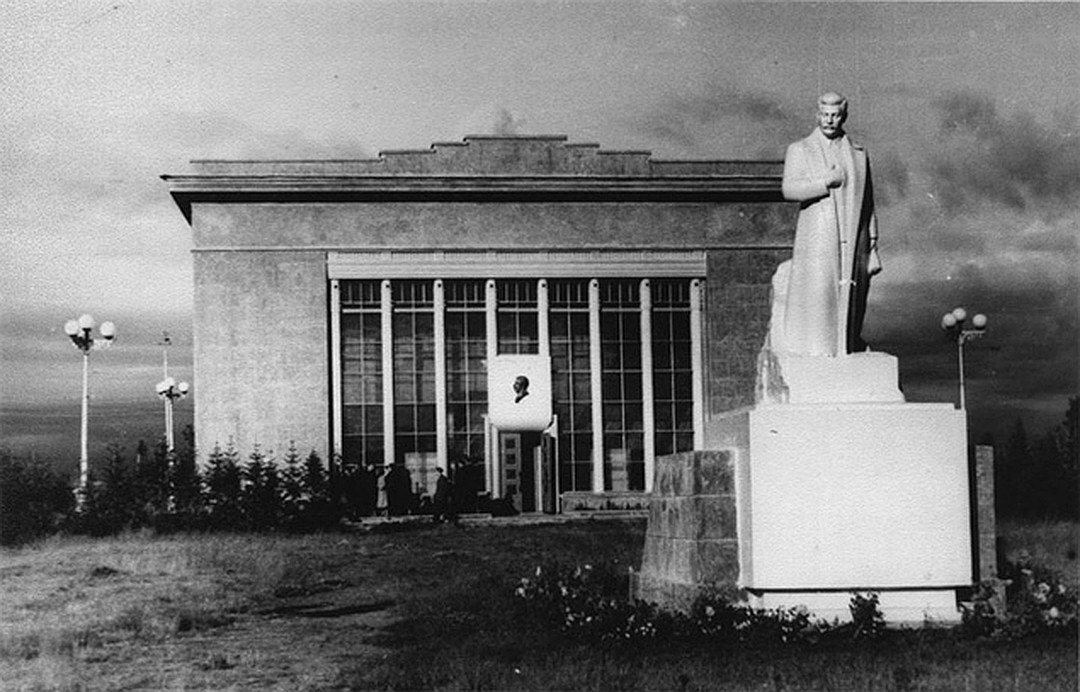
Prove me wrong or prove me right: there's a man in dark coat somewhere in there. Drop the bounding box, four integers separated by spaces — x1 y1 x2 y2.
432 467 454 523
385 462 412 516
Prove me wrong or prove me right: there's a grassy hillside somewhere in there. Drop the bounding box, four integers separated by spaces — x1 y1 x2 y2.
1 519 1076 691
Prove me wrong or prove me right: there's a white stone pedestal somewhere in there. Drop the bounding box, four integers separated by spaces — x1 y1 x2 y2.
707 351 974 625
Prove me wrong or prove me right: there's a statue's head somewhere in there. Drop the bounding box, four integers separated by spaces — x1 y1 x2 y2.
816 92 848 139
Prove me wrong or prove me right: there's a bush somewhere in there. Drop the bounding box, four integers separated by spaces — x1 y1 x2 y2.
519 560 1077 650
204 442 243 530
0 451 74 546
4 434 351 542
241 445 282 530
961 555 1079 640
515 562 824 648
848 591 886 640
74 445 142 536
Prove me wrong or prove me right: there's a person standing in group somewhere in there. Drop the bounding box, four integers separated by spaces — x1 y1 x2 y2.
432 467 455 523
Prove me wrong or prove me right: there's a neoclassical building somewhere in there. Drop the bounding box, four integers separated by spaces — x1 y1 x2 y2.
164 135 793 512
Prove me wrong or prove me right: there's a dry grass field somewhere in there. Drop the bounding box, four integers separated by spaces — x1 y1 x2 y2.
0 518 1076 691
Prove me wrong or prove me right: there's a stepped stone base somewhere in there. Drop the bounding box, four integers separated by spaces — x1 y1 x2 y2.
632 451 742 611
561 491 649 512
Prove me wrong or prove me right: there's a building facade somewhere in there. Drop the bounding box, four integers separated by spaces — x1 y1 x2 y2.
165 136 794 512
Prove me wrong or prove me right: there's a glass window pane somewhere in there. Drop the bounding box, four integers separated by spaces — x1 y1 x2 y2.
417 405 435 432
395 405 415 433
572 374 591 399
673 344 692 369
602 373 621 399
654 374 672 400
366 406 383 432
419 374 436 401
573 404 592 429
574 463 591 491
603 404 622 430
655 404 673 430
672 316 691 340
653 315 670 340
675 403 694 430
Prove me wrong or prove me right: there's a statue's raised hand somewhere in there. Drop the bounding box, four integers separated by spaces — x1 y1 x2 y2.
825 165 846 189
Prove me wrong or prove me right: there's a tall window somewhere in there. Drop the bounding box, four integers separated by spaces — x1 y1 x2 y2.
600 280 644 491
497 279 538 354
341 280 383 466
652 280 695 456
340 272 701 497
445 280 487 466
392 281 436 466
550 279 593 492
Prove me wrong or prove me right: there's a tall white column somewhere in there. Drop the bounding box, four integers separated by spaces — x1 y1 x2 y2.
589 279 604 493
329 279 343 460
486 279 498 496
381 279 395 467
537 279 549 357
537 278 550 508
434 280 447 473
79 351 89 505
690 278 705 449
640 279 655 492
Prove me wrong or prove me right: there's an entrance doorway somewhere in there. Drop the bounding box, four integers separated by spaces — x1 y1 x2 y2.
499 431 556 513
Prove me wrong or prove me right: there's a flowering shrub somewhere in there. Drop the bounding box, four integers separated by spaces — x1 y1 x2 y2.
515 563 671 643
960 555 1078 640
518 560 1079 648
515 563 822 647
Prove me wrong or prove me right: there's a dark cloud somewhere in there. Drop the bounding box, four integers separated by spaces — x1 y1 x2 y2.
633 85 805 159
926 91 1080 214
871 148 910 205
866 268 1077 439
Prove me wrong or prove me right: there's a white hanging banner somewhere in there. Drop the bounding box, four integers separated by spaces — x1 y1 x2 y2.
487 355 553 431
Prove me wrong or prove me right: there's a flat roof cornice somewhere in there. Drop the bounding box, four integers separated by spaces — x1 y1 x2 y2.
163 135 785 223
162 173 784 224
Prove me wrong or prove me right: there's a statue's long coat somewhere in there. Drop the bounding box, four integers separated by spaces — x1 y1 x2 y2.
780 128 878 356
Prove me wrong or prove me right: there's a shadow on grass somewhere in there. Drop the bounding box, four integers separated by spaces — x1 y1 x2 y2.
348 624 1079 691
326 520 1077 691
264 599 396 619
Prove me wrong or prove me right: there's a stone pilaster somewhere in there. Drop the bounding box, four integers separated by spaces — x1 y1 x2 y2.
633 450 741 611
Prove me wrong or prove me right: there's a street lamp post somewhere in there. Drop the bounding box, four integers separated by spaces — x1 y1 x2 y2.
155 332 190 453
941 307 988 410
64 314 116 508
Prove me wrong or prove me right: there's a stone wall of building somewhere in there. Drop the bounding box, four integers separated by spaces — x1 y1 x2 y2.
705 248 792 414
191 202 790 250
192 248 329 458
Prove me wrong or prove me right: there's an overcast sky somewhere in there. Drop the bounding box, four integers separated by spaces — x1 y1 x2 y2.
2 1 1077 453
